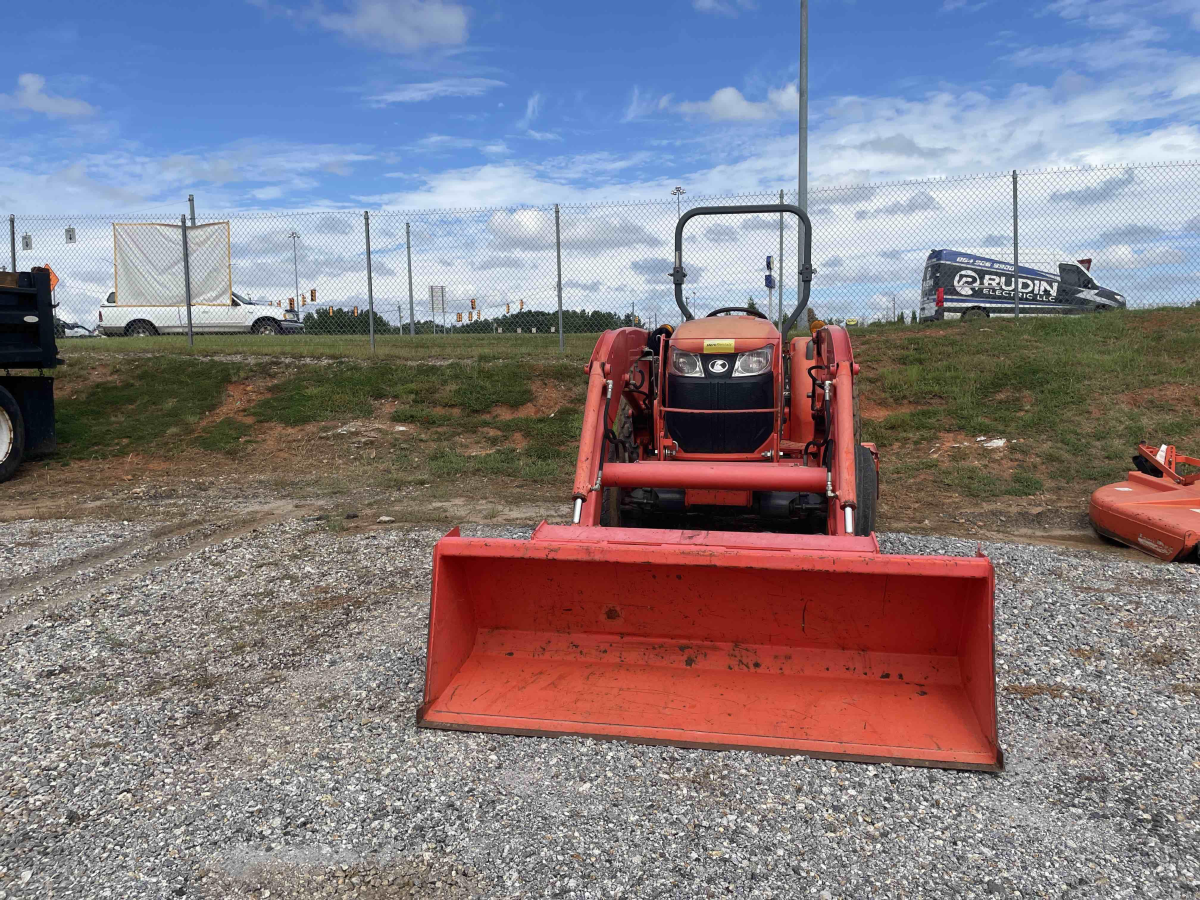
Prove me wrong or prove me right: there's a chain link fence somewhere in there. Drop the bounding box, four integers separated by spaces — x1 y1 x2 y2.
6 161 1198 348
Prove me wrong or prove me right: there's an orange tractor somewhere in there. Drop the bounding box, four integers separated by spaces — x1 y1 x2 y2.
419 204 1002 771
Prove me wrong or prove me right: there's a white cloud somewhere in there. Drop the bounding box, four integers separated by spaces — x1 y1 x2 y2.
366 77 504 105
672 82 796 122
524 130 561 142
675 87 770 122
316 0 467 51
0 73 93 118
692 0 756 14
252 0 469 52
1098 244 1189 268
516 92 542 130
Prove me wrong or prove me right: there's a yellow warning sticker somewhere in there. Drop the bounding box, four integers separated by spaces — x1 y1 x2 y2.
703 339 735 353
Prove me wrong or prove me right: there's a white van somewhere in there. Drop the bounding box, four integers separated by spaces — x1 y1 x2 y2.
96 291 303 336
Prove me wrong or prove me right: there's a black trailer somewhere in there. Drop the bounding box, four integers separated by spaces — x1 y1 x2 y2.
0 268 59 482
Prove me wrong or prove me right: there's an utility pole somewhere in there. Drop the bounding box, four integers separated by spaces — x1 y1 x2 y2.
671 186 686 219
188 194 196 226
288 231 300 321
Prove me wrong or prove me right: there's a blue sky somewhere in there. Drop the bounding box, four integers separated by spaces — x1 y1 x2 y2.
2 0 1198 214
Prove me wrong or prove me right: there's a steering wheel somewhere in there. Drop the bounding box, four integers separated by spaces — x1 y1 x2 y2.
706 306 768 319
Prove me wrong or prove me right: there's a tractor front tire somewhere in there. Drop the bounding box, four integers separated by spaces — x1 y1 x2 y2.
0 386 26 484
599 399 633 527
854 443 878 536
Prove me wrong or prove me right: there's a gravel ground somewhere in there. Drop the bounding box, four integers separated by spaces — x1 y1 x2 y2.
0 519 1197 899
0 519 155 593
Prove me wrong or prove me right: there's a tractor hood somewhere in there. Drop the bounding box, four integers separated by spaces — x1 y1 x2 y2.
672 316 779 354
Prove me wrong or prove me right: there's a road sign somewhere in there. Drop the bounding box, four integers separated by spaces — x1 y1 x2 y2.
43 264 59 292
429 285 446 313
65 227 77 244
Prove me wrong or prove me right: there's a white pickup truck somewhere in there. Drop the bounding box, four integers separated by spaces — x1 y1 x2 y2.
96 292 303 337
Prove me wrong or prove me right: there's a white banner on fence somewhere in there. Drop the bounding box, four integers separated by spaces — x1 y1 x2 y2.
112 222 232 306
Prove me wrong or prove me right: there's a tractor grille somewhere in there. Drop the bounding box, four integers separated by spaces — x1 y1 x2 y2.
666 366 773 454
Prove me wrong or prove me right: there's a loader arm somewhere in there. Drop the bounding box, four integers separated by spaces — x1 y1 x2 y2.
571 327 651 525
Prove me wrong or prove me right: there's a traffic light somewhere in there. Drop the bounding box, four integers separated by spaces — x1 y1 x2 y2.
353 306 359 316
456 312 463 323
505 303 510 314
311 288 317 304
288 297 295 310
470 298 476 310
519 299 524 311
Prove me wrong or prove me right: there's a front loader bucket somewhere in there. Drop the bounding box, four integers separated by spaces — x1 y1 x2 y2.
419 525 1002 771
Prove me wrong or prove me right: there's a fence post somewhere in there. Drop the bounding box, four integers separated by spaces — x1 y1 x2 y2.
554 204 564 351
188 194 196 227
364 211 376 354
1011 169 1020 320
779 189 785 333
180 215 194 348
8 215 15 272
406 222 415 336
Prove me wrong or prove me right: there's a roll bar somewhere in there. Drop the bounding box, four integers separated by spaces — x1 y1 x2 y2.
671 203 814 337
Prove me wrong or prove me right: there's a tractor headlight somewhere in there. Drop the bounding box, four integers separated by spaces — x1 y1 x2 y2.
732 346 772 377
669 348 703 377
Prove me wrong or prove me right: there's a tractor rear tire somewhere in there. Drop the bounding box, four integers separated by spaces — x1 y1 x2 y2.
0 385 26 484
599 399 633 527
854 443 878 536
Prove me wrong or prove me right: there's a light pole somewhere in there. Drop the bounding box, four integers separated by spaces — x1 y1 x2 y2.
287 231 300 319
798 0 808 209
671 186 686 219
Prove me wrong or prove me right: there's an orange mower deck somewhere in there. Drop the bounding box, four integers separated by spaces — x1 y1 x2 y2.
1089 443 1200 562
419 524 1002 771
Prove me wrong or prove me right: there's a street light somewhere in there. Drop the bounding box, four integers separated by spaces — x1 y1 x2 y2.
287 231 300 319
671 186 686 219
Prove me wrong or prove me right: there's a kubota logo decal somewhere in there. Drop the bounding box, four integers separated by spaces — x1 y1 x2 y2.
708 359 729 374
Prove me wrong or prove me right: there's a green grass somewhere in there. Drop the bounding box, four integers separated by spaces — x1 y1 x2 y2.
73 331 598 363
51 305 1200 507
192 417 254 454
56 357 243 459
248 360 541 425
855 307 1200 488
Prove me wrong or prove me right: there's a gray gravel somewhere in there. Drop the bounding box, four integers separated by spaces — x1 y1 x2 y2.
0 518 154 592
1 519 1197 899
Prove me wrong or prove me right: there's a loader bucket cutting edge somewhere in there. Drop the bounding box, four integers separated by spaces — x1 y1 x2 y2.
419 525 1002 772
